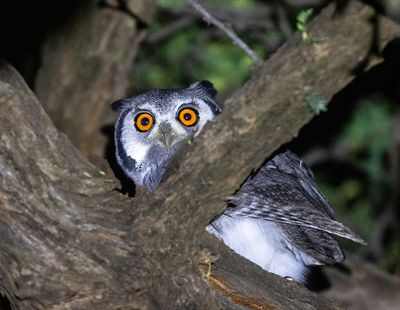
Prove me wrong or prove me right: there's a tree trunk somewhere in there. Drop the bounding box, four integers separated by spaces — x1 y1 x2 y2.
0 1 399 309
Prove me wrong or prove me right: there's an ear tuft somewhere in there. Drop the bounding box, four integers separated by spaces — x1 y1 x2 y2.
111 99 126 112
189 80 217 98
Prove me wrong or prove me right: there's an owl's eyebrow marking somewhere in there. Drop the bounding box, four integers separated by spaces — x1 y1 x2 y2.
204 98 222 115
137 102 156 111
178 101 199 108
133 108 155 117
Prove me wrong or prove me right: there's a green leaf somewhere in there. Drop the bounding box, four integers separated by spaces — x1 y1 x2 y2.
305 92 328 114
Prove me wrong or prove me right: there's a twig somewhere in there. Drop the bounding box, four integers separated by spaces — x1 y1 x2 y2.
185 0 262 64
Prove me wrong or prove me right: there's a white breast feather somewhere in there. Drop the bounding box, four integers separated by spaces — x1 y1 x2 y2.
206 215 310 283
121 117 149 163
124 138 149 163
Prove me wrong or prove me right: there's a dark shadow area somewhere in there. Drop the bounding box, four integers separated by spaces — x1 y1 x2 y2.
102 124 136 197
0 0 83 87
306 266 332 291
0 295 11 310
307 263 352 292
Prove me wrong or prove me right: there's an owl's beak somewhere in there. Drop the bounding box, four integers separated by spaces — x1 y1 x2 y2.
157 122 179 150
159 133 175 150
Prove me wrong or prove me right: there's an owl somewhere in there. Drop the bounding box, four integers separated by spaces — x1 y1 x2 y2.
112 82 365 284
207 150 366 283
112 81 221 191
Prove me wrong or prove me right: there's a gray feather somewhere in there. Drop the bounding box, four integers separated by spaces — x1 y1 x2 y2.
278 223 344 264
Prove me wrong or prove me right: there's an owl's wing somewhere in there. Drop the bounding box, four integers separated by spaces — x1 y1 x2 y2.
268 150 335 218
278 223 345 264
227 151 366 245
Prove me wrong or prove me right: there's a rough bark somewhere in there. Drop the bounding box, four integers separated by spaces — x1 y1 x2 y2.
35 0 155 159
0 1 400 309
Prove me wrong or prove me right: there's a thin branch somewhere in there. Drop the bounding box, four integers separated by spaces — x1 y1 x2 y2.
185 0 262 64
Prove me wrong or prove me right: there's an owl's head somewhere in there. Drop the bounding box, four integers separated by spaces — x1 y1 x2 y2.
113 81 221 191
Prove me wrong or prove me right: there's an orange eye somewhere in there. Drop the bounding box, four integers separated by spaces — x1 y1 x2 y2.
135 112 154 132
178 108 198 127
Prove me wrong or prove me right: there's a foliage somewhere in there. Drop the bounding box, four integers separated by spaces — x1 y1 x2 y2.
131 0 267 94
296 8 314 42
305 92 328 114
342 100 393 186
131 29 257 92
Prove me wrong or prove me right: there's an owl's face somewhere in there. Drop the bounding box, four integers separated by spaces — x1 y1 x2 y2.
113 81 221 191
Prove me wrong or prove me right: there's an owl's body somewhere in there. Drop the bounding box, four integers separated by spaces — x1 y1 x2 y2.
113 81 221 191
207 151 366 282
